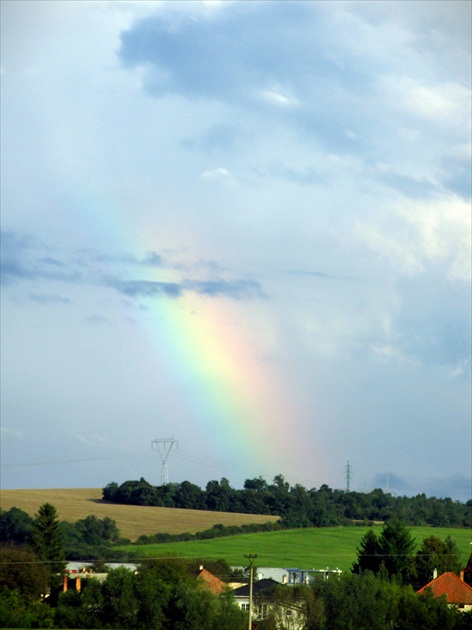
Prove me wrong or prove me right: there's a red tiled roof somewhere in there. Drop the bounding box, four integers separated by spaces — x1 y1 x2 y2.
417 572 472 605
196 569 227 595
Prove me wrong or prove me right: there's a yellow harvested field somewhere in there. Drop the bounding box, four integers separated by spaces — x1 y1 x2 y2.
0 488 279 542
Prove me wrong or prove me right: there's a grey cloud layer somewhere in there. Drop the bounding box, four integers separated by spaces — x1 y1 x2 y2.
0 230 264 301
119 1 471 199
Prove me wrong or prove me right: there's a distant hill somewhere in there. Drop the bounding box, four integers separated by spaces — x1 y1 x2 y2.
0 488 279 542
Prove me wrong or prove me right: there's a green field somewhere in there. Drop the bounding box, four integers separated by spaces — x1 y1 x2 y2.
117 526 471 572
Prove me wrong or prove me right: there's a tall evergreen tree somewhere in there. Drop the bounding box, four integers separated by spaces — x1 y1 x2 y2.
352 529 382 574
378 521 415 580
31 503 66 579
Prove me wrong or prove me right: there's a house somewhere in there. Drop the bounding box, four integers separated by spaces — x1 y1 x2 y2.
417 571 472 612
283 567 342 585
195 566 227 595
232 578 306 629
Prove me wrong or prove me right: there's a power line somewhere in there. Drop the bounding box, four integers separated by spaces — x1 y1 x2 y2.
151 437 178 485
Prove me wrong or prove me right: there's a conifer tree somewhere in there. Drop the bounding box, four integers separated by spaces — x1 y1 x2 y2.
31 503 66 580
352 529 381 574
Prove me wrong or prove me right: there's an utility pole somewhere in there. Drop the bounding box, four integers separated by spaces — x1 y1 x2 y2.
244 554 258 630
151 437 178 485
345 460 352 492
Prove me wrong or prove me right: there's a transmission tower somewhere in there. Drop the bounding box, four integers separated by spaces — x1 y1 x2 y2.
345 461 352 492
151 437 178 485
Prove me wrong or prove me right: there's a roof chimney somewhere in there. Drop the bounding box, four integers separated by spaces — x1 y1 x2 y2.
199 565 204 571
460 570 465 581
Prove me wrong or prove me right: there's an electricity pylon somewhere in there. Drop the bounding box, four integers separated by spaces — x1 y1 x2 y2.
345 461 352 492
151 437 178 485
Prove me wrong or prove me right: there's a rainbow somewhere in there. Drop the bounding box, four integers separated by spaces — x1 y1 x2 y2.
65 188 319 483
141 288 299 472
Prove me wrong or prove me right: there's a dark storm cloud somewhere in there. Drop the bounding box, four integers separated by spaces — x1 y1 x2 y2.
105 278 183 298
140 251 165 266
105 277 265 300
119 3 325 100
74 248 166 268
1 230 264 302
183 278 265 299
0 230 82 285
118 2 372 154
119 1 470 181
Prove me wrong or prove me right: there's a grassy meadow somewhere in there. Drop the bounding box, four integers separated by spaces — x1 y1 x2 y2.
2 489 470 572
118 526 472 572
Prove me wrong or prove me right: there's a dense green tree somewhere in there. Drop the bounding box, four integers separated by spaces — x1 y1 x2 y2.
308 488 341 527
139 556 192 587
378 521 416 580
311 572 463 630
415 535 462 585
316 572 397 629
166 581 218 629
31 503 66 580
102 475 471 526
55 585 103 630
133 568 170 629
0 586 55 629
287 484 314 527
352 523 416 581
205 479 235 512
174 481 206 510
75 515 120 546
61 515 123 561
102 481 119 502
0 507 34 545
101 567 138 628
212 591 247 630
244 476 268 492
369 488 395 521
0 545 49 600
107 477 163 506
352 529 382 574
238 489 270 515
401 585 464 630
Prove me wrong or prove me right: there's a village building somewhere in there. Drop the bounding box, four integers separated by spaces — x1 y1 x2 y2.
232 578 306 629
417 571 472 612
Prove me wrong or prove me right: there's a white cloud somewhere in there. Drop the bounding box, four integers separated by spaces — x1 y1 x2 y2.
383 76 471 126
260 89 298 107
356 196 471 280
200 166 236 183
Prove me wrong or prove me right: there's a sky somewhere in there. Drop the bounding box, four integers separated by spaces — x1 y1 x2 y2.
1 0 471 502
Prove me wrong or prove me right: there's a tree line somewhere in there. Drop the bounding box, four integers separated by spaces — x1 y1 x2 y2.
1 502 471 628
0 505 134 563
2 504 467 589
3 566 471 629
102 475 471 528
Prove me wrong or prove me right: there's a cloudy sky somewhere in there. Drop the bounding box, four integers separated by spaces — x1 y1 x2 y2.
1 0 470 501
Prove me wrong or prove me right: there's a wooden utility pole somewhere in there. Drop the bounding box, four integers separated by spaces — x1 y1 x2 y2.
244 554 258 630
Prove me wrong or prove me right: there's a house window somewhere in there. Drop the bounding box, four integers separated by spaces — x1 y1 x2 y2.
257 604 269 618
240 603 250 611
